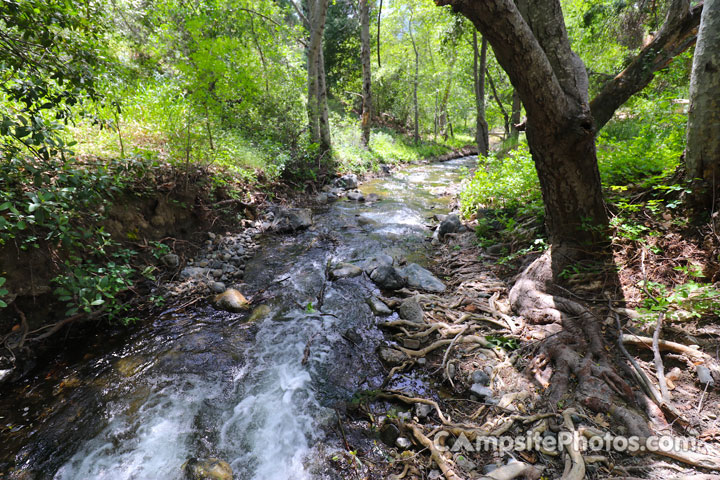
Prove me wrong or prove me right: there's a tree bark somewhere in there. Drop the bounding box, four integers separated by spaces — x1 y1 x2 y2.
486 69 509 140
590 0 703 131
685 0 720 211
437 0 607 248
473 32 489 156
438 53 457 140
306 0 331 155
360 0 372 147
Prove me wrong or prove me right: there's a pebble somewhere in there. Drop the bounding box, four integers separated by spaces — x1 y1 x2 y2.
209 281 226 294
472 370 490 386
395 437 411 450
470 384 493 398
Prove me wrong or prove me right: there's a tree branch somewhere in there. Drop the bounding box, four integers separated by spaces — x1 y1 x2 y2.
590 0 703 131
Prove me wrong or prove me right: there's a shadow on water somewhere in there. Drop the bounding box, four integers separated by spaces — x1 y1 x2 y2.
0 156 477 480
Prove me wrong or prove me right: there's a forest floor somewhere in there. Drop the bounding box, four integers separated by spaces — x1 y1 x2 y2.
334 189 720 479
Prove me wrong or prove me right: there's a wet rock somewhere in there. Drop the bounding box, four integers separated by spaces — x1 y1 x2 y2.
470 384 493 399
347 191 365 202
370 265 407 290
697 365 715 387
334 174 358 190
316 192 329 204
471 370 490 386
366 193 380 203
398 297 424 323
208 281 226 294
367 296 392 316
213 288 250 312
403 263 445 293
161 253 180 268
273 208 313 233
331 263 363 279
183 457 233 480
437 214 462 239
379 423 400 447
248 304 272 323
395 437 412 450
378 347 409 366
380 164 392 175
363 254 394 275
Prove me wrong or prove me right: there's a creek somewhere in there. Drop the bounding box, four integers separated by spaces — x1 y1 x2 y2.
0 156 476 479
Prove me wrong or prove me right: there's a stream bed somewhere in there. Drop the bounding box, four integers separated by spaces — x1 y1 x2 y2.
0 156 476 479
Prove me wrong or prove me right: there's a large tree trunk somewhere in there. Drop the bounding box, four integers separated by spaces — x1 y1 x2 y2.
306 0 331 155
438 0 607 249
473 32 489 156
685 0 720 211
434 0 647 433
360 0 372 147
590 0 703 131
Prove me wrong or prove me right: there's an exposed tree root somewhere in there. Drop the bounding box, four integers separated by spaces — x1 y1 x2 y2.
408 423 463 480
508 248 655 439
480 461 541 480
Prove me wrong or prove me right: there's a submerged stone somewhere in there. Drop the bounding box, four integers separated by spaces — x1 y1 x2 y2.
183 458 233 480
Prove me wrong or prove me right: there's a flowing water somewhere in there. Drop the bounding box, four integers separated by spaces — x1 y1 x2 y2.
0 156 476 479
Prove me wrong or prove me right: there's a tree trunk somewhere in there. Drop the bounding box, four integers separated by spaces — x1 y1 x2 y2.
377 0 382 68
306 0 331 155
318 47 331 154
590 0 703 131
409 13 420 144
360 0 372 147
438 0 607 249
438 52 457 140
473 31 489 156
486 70 510 139
685 0 720 211
510 88 521 141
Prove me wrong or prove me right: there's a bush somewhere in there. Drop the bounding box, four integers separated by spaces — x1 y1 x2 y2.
459 143 542 218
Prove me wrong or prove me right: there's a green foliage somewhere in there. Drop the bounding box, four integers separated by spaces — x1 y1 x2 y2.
0 155 158 323
598 96 687 187
638 265 720 323
459 143 542 218
0 0 105 159
485 334 519 351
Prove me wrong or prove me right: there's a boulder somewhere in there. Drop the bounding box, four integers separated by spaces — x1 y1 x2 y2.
370 265 407 290
363 254 394 275
398 298 424 323
331 263 363 279
334 174 359 190
213 288 250 312
183 458 233 480
403 263 446 293
347 191 365 202
272 208 313 233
